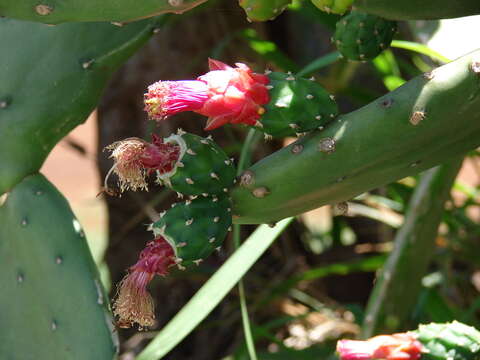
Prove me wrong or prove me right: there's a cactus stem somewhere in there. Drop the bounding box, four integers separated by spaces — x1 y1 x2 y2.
35 4 53 15
213 216 220 223
186 148 196 156
410 110 426 126
291 144 304 154
318 137 336 153
185 219 193 226
185 177 194 184
240 170 255 186
252 187 270 198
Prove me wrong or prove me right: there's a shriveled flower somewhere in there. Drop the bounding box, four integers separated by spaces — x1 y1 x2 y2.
144 58 270 130
337 333 423 360
104 135 180 194
113 236 176 329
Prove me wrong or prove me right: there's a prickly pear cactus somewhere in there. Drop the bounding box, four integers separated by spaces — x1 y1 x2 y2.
0 174 117 359
151 196 232 268
0 17 161 195
239 0 292 21
254 72 338 137
310 0 353 14
333 11 397 61
0 0 205 24
157 132 236 196
415 322 480 360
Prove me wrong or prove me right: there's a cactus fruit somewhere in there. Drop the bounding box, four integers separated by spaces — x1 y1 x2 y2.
354 0 480 20
0 0 206 24
0 174 117 358
333 11 397 61
231 49 480 225
239 0 292 21
151 196 232 268
113 196 232 328
254 71 338 137
337 321 480 360
0 17 162 195
105 131 236 196
144 59 338 138
310 0 353 14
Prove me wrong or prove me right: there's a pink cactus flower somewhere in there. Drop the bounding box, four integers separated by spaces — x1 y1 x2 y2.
103 134 180 194
144 59 270 130
337 333 423 360
113 236 176 328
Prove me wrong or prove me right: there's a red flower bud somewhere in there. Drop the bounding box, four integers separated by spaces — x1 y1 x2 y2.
337 333 423 360
113 236 176 329
144 59 270 130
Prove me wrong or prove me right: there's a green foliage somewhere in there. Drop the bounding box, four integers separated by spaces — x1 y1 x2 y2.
151 196 232 267
0 17 162 194
0 174 117 359
333 11 397 61
0 0 205 24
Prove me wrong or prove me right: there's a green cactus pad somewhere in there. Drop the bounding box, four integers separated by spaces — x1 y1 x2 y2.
156 131 236 196
333 11 397 61
239 0 292 21
254 72 338 137
151 196 232 267
310 0 353 14
354 0 480 20
0 17 162 196
0 174 117 359
0 0 205 24
415 322 480 360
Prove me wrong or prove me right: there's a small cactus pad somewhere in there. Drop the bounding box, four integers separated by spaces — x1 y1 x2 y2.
239 0 292 21
0 0 205 24
0 174 117 359
333 11 397 61
0 17 160 195
414 321 480 360
255 72 338 137
151 196 232 267
310 0 353 14
156 131 236 196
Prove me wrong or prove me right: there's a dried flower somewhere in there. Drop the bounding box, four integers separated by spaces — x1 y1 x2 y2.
337 333 423 360
144 58 270 130
113 236 176 329
104 135 180 194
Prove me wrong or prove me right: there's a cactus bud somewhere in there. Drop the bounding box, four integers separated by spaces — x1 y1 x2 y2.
113 236 176 328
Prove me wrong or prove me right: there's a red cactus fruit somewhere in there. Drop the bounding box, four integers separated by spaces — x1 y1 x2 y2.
113 236 176 328
337 333 423 360
144 58 270 130
104 134 180 194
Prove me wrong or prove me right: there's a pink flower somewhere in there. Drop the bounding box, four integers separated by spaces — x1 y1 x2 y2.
337 334 423 360
103 135 180 194
144 59 270 130
113 236 176 329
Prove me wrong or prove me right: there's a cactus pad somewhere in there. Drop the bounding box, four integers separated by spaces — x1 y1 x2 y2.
254 72 338 137
415 322 480 360
333 11 397 61
239 0 292 21
0 174 117 359
151 196 232 267
310 0 353 14
157 131 236 196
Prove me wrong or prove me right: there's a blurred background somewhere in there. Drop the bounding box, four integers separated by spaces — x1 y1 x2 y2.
41 1 480 358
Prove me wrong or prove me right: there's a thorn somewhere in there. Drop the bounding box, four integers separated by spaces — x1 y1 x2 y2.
228 226 232 232
177 242 187 248
212 196 218 202
186 178 194 184
186 149 196 156
264 69 272 75
240 170 255 186
289 123 300 129
266 85 273 90
213 216 220 223
264 134 273 141
306 94 314 100
206 135 213 140
185 200 192 205
177 161 185 167
193 259 203 266
223 188 229 193
329 95 335 101
227 208 231 212
202 193 209 197
209 237 216 243
200 139 209 144
210 172 220 180
315 115 322 120
185 219 194 226
177 128 186 135
255 121 264 128
176 192 183 199
252 187 270 198
224 159 231 165
215 247 221 253
309 76 315 81
190 195 198 200
160 211 166 217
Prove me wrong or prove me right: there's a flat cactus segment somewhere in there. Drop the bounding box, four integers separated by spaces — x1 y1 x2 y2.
0 0 205 24
310 0 353 14
257 72 338 137
231 49 480 224
239 0 292 21
0 174 117 359
151 196 232 267
333 11 397 61
415 322 480 360
353 0 480 20
158 133 236 196
0 17 161 195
